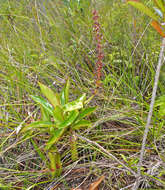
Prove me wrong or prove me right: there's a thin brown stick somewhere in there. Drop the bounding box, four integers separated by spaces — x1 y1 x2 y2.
133 37 165 190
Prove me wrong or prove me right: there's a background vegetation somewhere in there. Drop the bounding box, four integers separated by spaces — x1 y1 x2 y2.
0 0 165 189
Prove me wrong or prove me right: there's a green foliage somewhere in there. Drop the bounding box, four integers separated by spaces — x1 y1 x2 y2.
0 0 165 188
127 0 165 37
18 78 96 177
39 82 60 108
154 0 165 14
127 1 159 21
155 95 165 117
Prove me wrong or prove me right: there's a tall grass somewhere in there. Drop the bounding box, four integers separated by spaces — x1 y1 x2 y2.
0 0 164 189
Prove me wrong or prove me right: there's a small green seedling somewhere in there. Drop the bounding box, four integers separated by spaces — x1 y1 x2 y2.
18 78 96 178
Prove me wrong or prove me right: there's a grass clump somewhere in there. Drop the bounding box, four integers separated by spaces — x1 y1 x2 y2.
0 0 165 189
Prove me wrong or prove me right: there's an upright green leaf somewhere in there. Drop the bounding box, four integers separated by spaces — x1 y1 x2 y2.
30 95 54 115
60 78 70 105
59 110 79 128
53 105 64 124
39 82 60 108
127 1 159 21
63 94 86 112
40 105 51 121
45 128 66 150
77 107 97 121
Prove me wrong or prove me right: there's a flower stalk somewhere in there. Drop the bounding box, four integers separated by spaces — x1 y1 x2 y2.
92 9 104 92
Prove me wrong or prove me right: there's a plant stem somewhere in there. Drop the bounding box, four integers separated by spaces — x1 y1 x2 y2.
48 148 62 178
133 37 165 190
70 131 78 161
92 9 104 90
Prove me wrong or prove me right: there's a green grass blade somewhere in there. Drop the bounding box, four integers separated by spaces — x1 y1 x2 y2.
127 1 159 21
40 105 51 122
60 78 70 105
